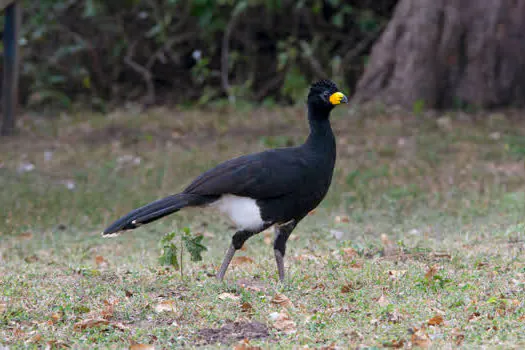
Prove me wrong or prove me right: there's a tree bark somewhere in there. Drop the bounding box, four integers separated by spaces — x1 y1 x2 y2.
353 0 525 109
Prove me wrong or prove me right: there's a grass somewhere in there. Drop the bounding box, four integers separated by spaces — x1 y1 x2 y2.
1 105 525 348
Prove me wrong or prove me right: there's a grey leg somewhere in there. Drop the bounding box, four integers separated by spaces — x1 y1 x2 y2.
274 249 286 282
216 225 271 281
216 244 236 281
273 219 298 282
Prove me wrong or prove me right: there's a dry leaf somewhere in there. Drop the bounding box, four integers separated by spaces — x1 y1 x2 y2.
270 311 297 334
335 215 350 223
0 302 6 313
233 338 262 350
125 290 134 298
154 300 177 313
45 340 69 349
263 231 273 246
218 293 241 301
271 293 293 308
50 312 62 323
387 311 404 323
381 233 398 257
341 284 353 293
74 318 110 331
102 299 118 319
411 327 431 348
342 247 358 260
95 255 109 267
241 302 253 314
313 283 326 290
377 294 389 307
385 339 405 348
427 314 444 326
231 256 254 266
130 343 155 350
18 232 33 240
25 334 42 344
425 265 438 283
388 270 407 280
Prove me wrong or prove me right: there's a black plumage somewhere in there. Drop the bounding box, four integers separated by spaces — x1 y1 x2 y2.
102 79 347 281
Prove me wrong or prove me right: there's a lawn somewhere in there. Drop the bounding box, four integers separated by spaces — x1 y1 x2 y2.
1 105 525 348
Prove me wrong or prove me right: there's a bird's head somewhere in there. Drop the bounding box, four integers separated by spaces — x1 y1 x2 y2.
307 79 348 117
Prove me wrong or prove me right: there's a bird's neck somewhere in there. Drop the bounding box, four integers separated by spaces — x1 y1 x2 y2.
305 106 335 150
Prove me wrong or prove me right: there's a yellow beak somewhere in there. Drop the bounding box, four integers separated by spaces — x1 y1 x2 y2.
329 92 348 105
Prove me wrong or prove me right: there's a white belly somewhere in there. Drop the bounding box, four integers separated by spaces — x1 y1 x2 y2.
212 194 264 231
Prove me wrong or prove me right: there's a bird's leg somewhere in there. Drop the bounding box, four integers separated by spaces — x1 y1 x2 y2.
216 244 236 281
273 219 298 282
216 225 270 281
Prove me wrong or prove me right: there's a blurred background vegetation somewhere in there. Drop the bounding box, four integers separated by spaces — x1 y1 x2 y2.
3 0 397 111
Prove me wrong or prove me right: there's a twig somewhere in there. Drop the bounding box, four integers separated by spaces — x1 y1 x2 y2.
124 41 155 105
221 6 245 97
341 27 384 67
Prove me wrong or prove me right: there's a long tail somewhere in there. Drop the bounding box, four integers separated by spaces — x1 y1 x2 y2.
102 193 218 236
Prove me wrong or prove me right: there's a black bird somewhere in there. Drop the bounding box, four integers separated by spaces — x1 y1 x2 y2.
102 79 347 281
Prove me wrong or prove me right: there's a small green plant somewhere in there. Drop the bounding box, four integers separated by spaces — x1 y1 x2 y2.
158 227 208 277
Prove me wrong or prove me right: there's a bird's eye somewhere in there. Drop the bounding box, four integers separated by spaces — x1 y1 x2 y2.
322 91 330 99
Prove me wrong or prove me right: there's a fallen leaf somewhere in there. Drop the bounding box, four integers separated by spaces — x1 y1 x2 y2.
335 215 350 223
270 311 297 334
241 302 253 314
125 290 134 298
342 247 358 260
18 232 33 240
384 339 405 348
377 294 389 307
271 293 293 308
102 299 118 319
411 327 431 348
233 338 262 350
231 256 254 266
386 311 404 323
24 255 39 263
388 270 407 280
50 312 62 323
25 333 42 344
450 328 465 346
427 314 444 326
45 340 69 349
73 318 110 331
341 284 353 293
154 300 177 313
313 283 326 290
263 230 273 246
381 233 398 257
218 293 241 301
425 265 438 283
130 344 155 350
95 255 109 267
0 302 6 313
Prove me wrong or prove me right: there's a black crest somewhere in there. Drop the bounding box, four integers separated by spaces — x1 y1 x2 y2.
311 79 338 91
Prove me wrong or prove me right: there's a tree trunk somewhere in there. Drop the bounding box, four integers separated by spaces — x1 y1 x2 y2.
353 0 525 109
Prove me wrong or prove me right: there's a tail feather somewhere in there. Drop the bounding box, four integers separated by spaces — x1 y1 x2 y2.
102 193 217 236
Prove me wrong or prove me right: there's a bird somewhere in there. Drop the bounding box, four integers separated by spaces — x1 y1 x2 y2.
102 79 347 281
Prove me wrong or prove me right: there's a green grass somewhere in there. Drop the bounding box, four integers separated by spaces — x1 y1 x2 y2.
1 106 525 348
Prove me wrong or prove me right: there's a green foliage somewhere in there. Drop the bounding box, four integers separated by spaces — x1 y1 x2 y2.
158 227 208 273
158 232 179 269
181 227 208 262
15 0 395 109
